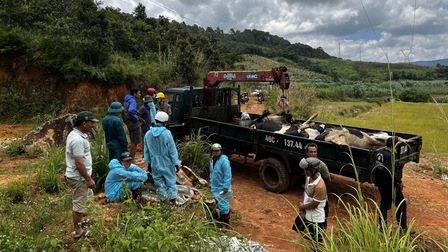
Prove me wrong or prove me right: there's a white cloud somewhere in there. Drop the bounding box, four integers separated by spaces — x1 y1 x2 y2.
101 0 448 63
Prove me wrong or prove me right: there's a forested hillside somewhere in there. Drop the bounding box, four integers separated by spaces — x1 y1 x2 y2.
2 0 448 124
2 0 447 88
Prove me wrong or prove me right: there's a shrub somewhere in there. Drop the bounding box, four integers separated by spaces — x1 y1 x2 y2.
3 139 26 157
397 88 431 102
100 203 223 251
0 27 29 54
5 179 29 203
90 126 110 193
0 83 62 124
177 129 211 177
288 86 318 119
0 85 27 123
37 146 64 194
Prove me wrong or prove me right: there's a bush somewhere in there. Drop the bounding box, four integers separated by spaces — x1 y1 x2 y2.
0 83 62 124
3 139 26 157
5 179 29 203
37 147 64 194
0 85 27 123
397 88 431 102
0 230 37 251
0 27 29 54
100 203 224 251
289 86 318 119
90 126 110 193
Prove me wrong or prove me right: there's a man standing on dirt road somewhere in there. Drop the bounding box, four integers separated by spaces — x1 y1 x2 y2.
65 111 98 239
375 137 416 234
305 143 331 229
210 143 232 229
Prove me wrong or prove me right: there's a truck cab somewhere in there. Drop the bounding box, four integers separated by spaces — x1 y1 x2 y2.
165 86 241 139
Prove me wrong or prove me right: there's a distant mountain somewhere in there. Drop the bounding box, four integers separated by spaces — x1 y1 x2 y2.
411 58 448 67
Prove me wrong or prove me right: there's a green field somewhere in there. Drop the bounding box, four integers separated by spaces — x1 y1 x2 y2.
313 101 448 154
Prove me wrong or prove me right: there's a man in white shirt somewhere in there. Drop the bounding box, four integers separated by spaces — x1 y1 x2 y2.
292 157 327 243
65 111 98 239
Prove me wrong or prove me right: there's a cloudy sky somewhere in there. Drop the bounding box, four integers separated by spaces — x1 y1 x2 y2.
101 0 447 63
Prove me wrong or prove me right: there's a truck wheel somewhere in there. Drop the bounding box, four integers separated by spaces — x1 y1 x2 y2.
259 158 290 193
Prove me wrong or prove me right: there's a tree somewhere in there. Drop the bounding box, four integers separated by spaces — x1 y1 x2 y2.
133 3 147 20
175 39 198 85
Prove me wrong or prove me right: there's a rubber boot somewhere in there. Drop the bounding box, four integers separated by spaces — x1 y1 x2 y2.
379 209 388 224
220 213 231 229
379 209 388 232
397 210 416 235
132 187 142 200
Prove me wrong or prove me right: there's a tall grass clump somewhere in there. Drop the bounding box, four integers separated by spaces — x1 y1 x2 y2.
4 177 29 204
177 129 211 177
319 194 422 252
288 84 318 119
37 146 64 194
100 203 224 251
90 126 110 193
3 139 26 157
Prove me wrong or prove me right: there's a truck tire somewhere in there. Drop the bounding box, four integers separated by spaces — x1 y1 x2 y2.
259 158 290 193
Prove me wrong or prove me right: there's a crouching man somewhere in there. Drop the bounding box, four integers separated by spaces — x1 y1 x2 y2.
105 151 148 202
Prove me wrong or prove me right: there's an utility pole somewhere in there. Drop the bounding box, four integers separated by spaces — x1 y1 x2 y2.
359 47 362 62
400 48 412 64
338 42 341 58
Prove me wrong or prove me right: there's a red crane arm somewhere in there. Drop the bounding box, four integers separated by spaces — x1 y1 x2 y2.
203 66 290 90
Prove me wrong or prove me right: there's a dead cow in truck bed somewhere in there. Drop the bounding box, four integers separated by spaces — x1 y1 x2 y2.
254 120 309 137
316 127 387 149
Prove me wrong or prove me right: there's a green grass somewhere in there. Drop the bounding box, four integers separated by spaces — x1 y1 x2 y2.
177 129 212 177
314 101 448 154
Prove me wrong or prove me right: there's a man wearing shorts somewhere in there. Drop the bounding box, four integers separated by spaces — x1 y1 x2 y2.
65 111 98 239
123 87 142 159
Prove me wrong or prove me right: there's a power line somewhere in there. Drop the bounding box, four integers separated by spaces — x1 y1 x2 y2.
407 0 417 58
144 0 204 27
359 0 419 62
359 0 386 58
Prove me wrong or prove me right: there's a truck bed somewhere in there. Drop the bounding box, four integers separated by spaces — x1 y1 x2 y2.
191 115 422 183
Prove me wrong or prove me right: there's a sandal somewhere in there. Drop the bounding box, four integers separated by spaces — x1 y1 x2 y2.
74 229 92 239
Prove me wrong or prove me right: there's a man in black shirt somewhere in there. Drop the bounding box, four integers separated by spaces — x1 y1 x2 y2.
375 137 415 234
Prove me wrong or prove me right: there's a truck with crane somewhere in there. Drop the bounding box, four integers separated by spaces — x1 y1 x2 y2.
164 67 422 193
